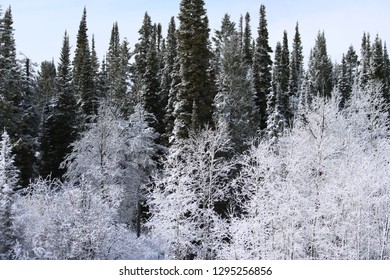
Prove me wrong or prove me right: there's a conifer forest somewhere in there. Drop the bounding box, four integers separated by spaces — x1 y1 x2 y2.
0 1 389 260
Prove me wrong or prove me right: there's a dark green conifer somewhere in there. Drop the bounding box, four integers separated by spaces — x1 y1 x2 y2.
307 31 333 98
40 31 78 179
252 4 273 130
73 7 96 118
174 0 212 139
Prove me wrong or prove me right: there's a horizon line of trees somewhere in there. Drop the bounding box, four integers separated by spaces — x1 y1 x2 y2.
1 1 389 259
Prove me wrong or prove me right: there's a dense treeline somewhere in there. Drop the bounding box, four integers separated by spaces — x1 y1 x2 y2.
0 1 389 259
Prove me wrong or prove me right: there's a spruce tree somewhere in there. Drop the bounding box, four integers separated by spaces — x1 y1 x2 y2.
174 0 212 139
307 31 333 98
0 6 37 187
161 17 178 144
289 22 304 120
133 12 153 84
212 14 236 79
383 43 390 103
73 7 96 118
143 24 162 132
0 6 21 136
90 35 100 98
36 60 57 115
360 32 372 87
338 46 358 107
281 31 291 121
40 31 78 179
106 22 130 108
214 32 258 152
267 41 286 143
253 4 273 130
243 12 253 65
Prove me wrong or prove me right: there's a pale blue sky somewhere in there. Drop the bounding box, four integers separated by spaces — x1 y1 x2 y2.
4 0 390 66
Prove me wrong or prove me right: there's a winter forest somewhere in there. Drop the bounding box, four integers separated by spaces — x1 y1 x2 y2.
0 0 389 260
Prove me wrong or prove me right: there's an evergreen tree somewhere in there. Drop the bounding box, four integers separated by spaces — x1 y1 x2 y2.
161 17 178 144
307 31 333 98
281 31 291 120
360 32 372 87
142 24 162 132
370 35 390 102
0 130 19 259
90 35 100 98
371 35 385 83
267 41 287 143
174 0 212 139
253 4 273 130
0 6 21 137
214 32 258 152
289 22 304 113
0 6 37 187
36 60 57 115
133 12 153 84
338 46 358 107
73 7 96 118
107 22 121 100
213 14 236 70
383 43 390 103
243 12 253 65
106 22 130 110
40 31 78 179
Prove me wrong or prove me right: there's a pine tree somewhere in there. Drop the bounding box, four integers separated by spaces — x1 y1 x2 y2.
383 43 390 103
161 17 178 144
143 24 162 132
106 22 130 110
338 46 358 107
289 22 304 113
0 6 21 137
133 12 153 84
307 31 333 98
280 31 291 121
90 35 100 98
212 14 236 81
174 0 212 139
73 7 96 118
40 31 78 179
360 32 372 87
371 35 390 104
107 22 121 101
253 4 273 130
267 41 287 143
243 12 253 65
0 6 37 187
214 32 258 152
36 60 57 115
0 130 19 259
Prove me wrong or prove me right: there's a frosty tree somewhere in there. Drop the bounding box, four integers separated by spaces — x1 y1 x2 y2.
0 130 19 259
148 122 234 259
62 102 157 230
219 86 390 260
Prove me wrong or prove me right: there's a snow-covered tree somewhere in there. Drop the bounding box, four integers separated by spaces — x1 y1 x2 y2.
62 102 158 228
13 178 159 260
0 130 19 259
148 121 234 259
220 86 389 259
